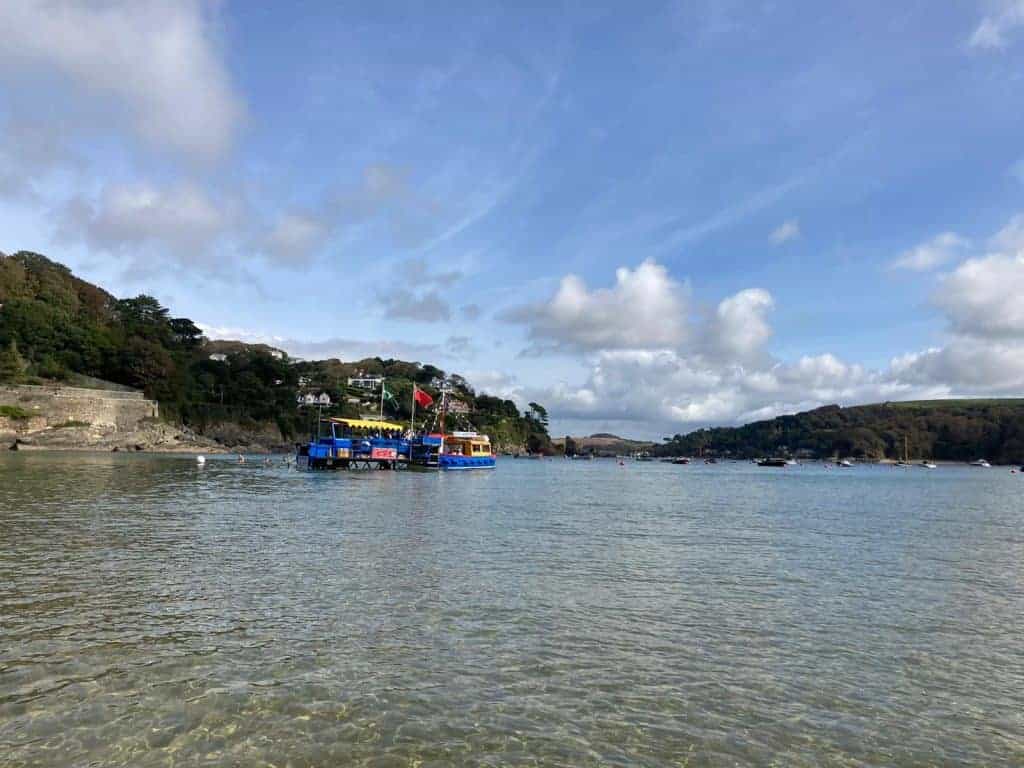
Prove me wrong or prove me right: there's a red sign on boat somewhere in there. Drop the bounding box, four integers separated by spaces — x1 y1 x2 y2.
370 447 397 460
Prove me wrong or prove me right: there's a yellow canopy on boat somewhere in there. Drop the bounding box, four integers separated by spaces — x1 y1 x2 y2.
328 417 405 431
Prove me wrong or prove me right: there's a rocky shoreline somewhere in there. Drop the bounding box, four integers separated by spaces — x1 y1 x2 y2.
4 420 293 454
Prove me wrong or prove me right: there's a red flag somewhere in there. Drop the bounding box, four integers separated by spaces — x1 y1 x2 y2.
413 387 433 408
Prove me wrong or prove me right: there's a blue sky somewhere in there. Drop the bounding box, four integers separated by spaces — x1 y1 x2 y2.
2 1 1024 437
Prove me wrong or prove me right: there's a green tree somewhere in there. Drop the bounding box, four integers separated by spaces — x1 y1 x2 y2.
0 340 27 383
527 402 549 429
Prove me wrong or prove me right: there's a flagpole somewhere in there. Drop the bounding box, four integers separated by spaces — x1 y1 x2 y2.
410 384 416 436
379 379 385 422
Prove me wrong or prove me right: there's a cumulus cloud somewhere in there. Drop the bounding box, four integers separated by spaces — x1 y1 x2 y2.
934 251 1024 338
705 288 774 362
505 260 690 354
891 232 969 271
968 0 1024 49
0 0 243 159
507 217 1024 436
464 370 523 403
769 219 800 244
532 347 922 436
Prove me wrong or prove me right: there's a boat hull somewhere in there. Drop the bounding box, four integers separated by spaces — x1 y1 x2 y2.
438 455 496 470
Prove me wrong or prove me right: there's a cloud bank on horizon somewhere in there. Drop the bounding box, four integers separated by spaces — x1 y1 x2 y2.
2 1 1024 438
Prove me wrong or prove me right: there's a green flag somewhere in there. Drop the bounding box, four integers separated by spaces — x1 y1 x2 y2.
382 384 398 406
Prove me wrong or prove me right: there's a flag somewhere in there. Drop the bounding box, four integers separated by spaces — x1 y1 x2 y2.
413 387 433 408
382 384 398 407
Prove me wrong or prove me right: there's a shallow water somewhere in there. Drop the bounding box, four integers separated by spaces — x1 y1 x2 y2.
1 453 1023 767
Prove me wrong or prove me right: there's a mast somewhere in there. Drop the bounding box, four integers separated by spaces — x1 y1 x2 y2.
438 386 447 455
410 384 417 436
379 379 385 423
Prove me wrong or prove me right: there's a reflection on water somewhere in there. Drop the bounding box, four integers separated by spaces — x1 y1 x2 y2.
2 453 1023 766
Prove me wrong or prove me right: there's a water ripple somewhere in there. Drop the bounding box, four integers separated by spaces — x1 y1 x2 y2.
1 454 1023 766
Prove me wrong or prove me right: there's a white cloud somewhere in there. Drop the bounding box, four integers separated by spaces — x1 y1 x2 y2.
464 370 523 403
968 1 1024 49
509 215 1024 436
989 212 1024 252
769 218 800 244
706 288 774 362
891 339 1024 392
507 260 690 353
534 347 921 437
891 232 968 271
262 213 328 264
0 0 242 159
56 182 238 262
934 251 1024 338
382 289 452 323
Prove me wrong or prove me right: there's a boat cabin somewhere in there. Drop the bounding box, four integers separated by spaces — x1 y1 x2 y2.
443 431 493 458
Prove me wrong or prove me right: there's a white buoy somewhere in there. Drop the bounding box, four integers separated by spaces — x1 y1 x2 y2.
196 455 206 465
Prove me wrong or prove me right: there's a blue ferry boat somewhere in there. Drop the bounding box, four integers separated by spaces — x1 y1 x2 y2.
296 418 496 471
297 417 407 470
408 431 496 470
297 384 497 471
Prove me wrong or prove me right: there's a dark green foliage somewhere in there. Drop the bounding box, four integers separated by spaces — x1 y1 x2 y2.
0 339 27 382
655 401 1024 464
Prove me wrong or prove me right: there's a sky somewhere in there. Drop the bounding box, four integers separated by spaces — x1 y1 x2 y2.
2 1 1024 438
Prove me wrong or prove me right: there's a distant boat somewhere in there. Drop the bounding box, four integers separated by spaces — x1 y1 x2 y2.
921 461 937 469
757 458 789 467
970 459 991 468
837 459 853 468
671 457 690 465
895 435 912 467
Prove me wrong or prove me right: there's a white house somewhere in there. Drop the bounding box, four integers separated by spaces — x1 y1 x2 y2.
348 375 383 390
317 393 332 405
209 353 227 362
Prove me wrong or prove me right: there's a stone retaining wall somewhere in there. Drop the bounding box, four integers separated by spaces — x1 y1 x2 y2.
0 385 158 433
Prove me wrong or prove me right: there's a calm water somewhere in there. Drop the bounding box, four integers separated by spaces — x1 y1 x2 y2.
1 454 1023 767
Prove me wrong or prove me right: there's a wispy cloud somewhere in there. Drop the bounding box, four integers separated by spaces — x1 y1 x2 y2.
890 232 969 271
968 0 1024 50
770 219 800 244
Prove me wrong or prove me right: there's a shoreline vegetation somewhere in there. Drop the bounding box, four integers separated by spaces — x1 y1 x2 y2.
651 400 1024 465
0 251 552 454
